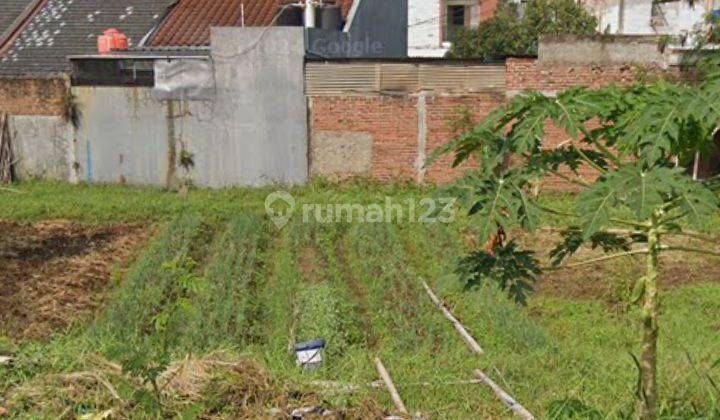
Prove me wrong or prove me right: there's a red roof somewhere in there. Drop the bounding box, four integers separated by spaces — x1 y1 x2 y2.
147 0 355 48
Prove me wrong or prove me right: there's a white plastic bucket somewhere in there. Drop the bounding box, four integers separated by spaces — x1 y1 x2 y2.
294 339 326 371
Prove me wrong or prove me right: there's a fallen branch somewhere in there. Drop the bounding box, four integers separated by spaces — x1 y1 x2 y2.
422 281 484 355
423 281 534 419
0 186 22 194
311 378 484 394
473 370 534 420
58 371 122 402
374 357 408 415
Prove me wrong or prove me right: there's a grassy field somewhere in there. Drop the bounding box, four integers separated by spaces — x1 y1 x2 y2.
0 181 719 419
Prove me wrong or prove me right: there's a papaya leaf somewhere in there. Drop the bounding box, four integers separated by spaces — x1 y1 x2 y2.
575 166 636 238
457 240 540 305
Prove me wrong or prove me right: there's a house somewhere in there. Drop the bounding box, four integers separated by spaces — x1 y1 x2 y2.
141 0 352 49
70 0 407 88
584 0 718 37
0 0 171 76
408 0 499 57
0 0 173 181
136 0 404 58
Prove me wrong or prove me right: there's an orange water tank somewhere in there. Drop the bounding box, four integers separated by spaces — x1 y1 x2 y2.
98 29 129 54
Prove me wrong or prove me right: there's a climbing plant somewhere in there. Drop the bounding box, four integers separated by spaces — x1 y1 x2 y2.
435 60 720 418
447 0 598 58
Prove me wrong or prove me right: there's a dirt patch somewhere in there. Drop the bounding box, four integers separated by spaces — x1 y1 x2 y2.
0 220 149 340
511 230 720 303
335 243 377 348
298 245 326 284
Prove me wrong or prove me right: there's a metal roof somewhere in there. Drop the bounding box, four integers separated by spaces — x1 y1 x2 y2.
0 0 41 47
0 0 173 76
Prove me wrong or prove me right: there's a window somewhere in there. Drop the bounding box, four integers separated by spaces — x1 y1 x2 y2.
446 5 466 41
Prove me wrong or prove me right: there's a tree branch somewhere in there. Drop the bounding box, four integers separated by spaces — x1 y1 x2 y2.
535 203 577 218
665 230 718 244
545 248 650 270
609 218 651 229
660 245 720 257
579 125 623 167
545 166 591 188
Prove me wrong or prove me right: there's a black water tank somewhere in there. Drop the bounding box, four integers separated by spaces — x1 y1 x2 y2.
277 5 304 26
317 5 343 31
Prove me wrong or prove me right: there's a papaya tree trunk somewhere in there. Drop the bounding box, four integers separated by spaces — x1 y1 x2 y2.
640 224 660 419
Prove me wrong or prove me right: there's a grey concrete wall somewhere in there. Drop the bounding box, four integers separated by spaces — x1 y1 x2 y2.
210 27 308 186
10 116 71 180
310 131 372 177
71 27 308 188
539 35 669 66
74 87 170 185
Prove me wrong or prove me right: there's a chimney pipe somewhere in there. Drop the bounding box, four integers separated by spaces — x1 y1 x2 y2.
304 0 315 28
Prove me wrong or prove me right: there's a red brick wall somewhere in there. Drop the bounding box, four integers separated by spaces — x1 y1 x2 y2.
0 77 66 116
424 93 503 184
309 58 666 189
505 57 663 93
310 95 419 181
479 0 499 22
309 93 504 184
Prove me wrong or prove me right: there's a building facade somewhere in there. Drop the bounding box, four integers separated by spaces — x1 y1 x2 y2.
585 0 718 36
408 0 498 57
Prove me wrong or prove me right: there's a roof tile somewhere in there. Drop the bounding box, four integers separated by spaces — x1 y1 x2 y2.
147 0 355 47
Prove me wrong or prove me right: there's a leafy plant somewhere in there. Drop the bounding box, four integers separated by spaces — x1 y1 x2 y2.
120 253 207 409
60 90 82 129
547 398 603 419
436 58 720 419
178 147 195 198
448 0 598 58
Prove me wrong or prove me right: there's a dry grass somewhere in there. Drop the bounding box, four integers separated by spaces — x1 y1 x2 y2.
0 220 149 339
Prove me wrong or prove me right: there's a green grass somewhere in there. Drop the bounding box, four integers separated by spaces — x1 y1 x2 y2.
0 181 718 418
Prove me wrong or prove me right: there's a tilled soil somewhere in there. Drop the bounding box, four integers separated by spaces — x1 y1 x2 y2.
0 220 148 340
522 230 720 302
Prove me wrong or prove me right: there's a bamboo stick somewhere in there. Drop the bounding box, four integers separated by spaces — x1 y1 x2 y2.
422 281 484 355
473 370 534 420
423 281 534 419
312 378 483 394
374 357 408 415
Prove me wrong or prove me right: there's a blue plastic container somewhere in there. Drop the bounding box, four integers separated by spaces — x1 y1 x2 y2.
293 339 326 371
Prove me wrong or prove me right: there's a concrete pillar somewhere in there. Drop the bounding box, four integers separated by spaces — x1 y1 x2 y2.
415 91 427 184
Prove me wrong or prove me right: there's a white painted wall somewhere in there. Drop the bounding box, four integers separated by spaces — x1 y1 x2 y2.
408 0 446 57
407 0 480 57
588 0 707 36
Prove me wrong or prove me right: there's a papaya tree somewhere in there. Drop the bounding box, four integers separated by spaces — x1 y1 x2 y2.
436 65 720 418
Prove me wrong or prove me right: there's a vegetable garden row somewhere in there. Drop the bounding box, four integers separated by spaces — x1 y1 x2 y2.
4 207 718 418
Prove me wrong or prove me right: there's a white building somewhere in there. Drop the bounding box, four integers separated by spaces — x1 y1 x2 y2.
408 0 497 57
406 0 720 58
585 0 718 36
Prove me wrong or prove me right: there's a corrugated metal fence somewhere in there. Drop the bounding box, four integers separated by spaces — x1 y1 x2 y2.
305 61 506 95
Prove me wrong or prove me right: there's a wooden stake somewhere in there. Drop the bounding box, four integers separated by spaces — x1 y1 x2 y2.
474 370 534 420
374 357 408 415
422 281 484 355
0 113 16 184
423 281 534 419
